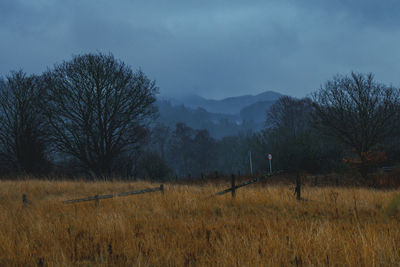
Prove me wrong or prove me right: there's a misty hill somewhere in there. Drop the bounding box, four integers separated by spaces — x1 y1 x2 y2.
171 91 282 115
240 100 276 125
155 90 284 138
156 101 250 138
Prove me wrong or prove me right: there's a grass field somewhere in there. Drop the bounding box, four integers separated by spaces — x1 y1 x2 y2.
0 179 399 266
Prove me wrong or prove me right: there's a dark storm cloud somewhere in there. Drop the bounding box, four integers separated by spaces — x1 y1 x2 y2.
1 0 400 98
307 0 400 28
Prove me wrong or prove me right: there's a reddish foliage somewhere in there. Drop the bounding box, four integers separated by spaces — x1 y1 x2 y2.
343 149 387 175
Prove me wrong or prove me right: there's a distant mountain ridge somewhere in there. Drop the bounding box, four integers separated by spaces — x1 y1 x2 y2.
156 90 284 138
167 91 283 115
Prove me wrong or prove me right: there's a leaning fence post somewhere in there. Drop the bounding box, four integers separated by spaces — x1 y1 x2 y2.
295 173 301 201
231 174 236 198
95 195 99 206
160 184 164 195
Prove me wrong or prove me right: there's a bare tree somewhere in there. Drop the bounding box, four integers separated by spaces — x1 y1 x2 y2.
149 123 171 160
266 96 312 137
42 53 157 178
193 129 216 175
264 96 331 173
0 71 50 174
312 72 400 176
167 123 195 177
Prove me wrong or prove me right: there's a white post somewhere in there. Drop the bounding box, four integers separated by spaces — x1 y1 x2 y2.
269 159 272 174
267 153 272 174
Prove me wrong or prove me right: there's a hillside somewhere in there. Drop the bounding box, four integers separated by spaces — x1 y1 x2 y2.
156 91 283 137
155 101 246 138
173 91 282 115
239 100 276 126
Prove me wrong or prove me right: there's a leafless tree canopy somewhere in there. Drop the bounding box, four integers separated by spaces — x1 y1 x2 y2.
43 53 158 177
312 72 400 158
266 96 313 137
0 71 49 173
264 96 330 172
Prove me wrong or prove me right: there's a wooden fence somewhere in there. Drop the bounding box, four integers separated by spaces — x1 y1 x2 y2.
215 174 269 197
63 184 164 205
214 173 303 201
19 173 306 205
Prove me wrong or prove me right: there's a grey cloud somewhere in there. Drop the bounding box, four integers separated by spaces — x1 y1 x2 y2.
1 0 400 98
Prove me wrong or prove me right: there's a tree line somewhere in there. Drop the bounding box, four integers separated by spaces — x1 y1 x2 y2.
1 52 400 180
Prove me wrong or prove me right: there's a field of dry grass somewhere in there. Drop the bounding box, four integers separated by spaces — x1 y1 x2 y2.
0 178 399 266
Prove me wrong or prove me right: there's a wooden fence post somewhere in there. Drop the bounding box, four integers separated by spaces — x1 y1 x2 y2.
214 176 261 196
295 173 301 201
231 174 236 198
22 194 28 205
160 184 164 195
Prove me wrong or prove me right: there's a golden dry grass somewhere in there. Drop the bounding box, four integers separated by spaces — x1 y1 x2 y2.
0 179 399 266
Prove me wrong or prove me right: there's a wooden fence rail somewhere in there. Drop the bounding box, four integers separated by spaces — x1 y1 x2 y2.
63 184 164 204
215 175 268 196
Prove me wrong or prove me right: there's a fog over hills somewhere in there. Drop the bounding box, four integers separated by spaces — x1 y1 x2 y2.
156 91 283 138
170 91 282 115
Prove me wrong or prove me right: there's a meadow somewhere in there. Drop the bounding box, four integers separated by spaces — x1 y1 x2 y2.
0 178 399 266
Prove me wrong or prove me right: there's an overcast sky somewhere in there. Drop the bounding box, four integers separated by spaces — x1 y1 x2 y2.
1 0 400 99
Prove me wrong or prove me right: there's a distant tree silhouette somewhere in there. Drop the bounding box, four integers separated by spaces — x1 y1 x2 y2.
137 151 171 181
167 123 195 177
313 72 400 177
266 96 312 136
42 53 157 178
0 71 50 174
150 124 171 160
264 96 334 173
193 129 216 174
